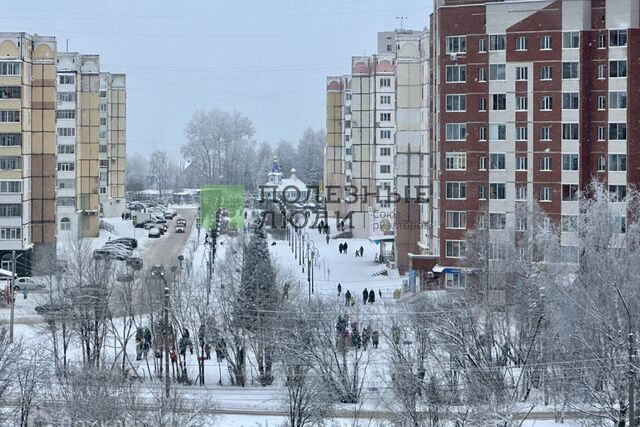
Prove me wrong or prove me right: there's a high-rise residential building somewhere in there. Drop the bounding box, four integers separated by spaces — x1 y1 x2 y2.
408 0 640 290
56 52 101 238
0 33 57 275
325 75 351 219
99 72 126 218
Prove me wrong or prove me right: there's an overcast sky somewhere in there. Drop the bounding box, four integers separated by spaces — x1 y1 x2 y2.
2 0 431 157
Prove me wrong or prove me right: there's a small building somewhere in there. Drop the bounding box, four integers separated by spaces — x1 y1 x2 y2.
262 157 308 203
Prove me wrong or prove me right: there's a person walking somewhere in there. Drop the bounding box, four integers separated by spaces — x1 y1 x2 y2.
345 290 351 307
371 330 379 349
339 243 343 254
362 326 371 350
378 289 382 299
368 289 375 304
362 288 368 305
359 246 364 257
337 283 342 296
355 250 359 258
326 234 330 245
343 242 348 254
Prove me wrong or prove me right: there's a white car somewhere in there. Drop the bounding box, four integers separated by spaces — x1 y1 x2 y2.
148 227 161 238
13 277 45 292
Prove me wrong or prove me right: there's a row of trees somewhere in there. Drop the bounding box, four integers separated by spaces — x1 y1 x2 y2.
126 109 326 195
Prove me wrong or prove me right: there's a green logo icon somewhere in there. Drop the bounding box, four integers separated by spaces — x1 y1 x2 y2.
200 185 245 231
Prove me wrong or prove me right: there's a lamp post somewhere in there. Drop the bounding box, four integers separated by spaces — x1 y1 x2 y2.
151 264 170 398
301 232 309 271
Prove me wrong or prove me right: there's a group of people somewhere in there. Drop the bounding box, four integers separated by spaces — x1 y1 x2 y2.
338 284 380 306
317 220 330 235
120 211 132 220
335 315 379 352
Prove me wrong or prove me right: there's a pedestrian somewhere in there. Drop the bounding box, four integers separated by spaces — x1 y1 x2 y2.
121 212 125 220
351 295 356 307
352 328 361 349
23 288 28 299
344 242 348 254
135 328 143 361
340 220 345 232
337 283 342 296
368 289 375 304
283 282 290 300
362 288 368 305
379 289 382 299
359 246 364 257
204 343 212 360
371 330 379 349
345 290 351 307
326 234 330 245
392 326 401 345
325 224 330 234
355 250 359 258
339 243 343 254
362 326 371 350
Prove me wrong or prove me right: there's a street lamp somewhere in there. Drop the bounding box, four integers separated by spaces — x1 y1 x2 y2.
301 231 309 270
150 264 170 398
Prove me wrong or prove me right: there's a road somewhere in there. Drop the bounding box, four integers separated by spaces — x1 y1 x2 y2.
144 207 198 269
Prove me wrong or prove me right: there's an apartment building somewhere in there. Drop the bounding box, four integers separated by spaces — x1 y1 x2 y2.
325 75 351 219
408 0 640 290
0 33 57 275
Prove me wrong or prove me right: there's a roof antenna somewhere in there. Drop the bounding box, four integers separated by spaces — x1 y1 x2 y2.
395 16 407 30
66 38 69 52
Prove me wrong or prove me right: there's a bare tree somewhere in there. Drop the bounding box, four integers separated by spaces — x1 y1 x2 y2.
15 349 50 427
148 150 172 197
0 327 22 425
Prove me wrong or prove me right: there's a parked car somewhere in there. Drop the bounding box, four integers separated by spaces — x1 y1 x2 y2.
93 246 130 261
35 302 72 315
126 257 143 270
13 277 45 292
105 240 134 250
111 237 138 249
148 227 161 238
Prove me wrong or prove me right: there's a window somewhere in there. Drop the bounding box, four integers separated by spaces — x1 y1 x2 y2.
515 66 528 80
57 92 76 102
446 36 466 54
0 204 21 217
516 186 527 201
562 123 579 140
0 181 22 193
489 213 506 230
516 156 528 170
57 197 75 207
540 187 552 202
57 162 75 172
446 124 467 141
540 156 552 171
476 213 487 229
100 187 107 194
479 127 487 141
516 36 528 51
379 78 391 87
489 34 506 51
540 96 553 111
0 227 21 239
562 62 579 79
479 155 486 171
56 109 76 119
380 113 391 122
562 184 579 201
516 126 528 141
561 215 578 232
598 33 607 48
598 64 606 79
0 111 20 122
562 93 579 110
490 183 506 200
0 62 21 76
562 154 579 171
57 128 75 137
516 96 528 111
0 158 20 170
0 87 21 99
609 123 627 140
609 92 627 109
380 147 392 156
60 217 71 231
489 124 506 141
598 96 606 110
598 127 606 141
540 65 552 80
380 95 391 104
446 65 466 82
609 185 627 202
446 153 467 170
0 134 20 146
59 75 75 85
609 154 627 171
446 240 467 258
445 272 466 288
99 90 107 98
380 130 392 139
516 216 528 231
597 156 606 172
446 182 467 199
380 165 391 174
479 97 487 111
492 94 506 110
58 179 75 189
489 64 506 81
446 94 466 112
478 185 487 200
478 68 487 82
562 31 580 48
613 216 626 234
540 35 552 50
446 211 467 229
610 60 627 78
610 30 628 47
478 38 486 53
489 153 505 170
540 126 551 141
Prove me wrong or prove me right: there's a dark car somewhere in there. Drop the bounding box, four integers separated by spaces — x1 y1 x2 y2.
35 302 72 315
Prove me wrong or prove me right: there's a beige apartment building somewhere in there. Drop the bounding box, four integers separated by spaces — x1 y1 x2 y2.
0 32 57 275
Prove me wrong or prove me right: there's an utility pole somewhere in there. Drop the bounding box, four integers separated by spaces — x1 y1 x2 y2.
9 250 15 343
396 16 407 30
163 283 170 398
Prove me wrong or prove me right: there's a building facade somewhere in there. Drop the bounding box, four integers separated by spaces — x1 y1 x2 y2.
0 33 57 275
